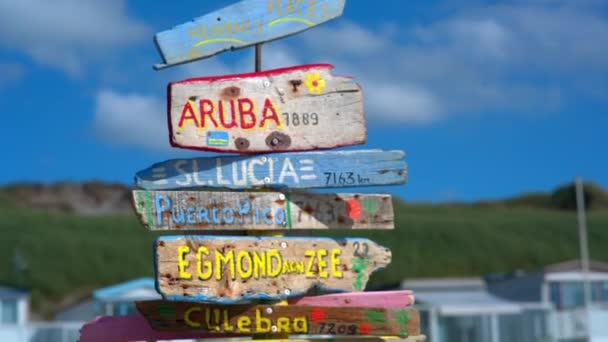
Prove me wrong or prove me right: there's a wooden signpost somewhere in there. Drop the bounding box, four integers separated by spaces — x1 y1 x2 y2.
155 236 391 302
168 64 365 153
136 301 419 337
79 313 427 342
153 0 346 69
81 0 424 340
132 190 394 231
135 150 407 191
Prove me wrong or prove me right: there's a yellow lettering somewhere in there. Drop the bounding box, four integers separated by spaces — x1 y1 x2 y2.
237 316 252 332
237 250 253 279
289 261 299 273
267 249 282 277
223 310 234 331
286 0 295 14
189 26 200 38
268 0 282 15
253 251 266 278
294 317 308 333
331 248 343 277
305 250 316 278
295 0 305 14
295 261 304 274
255 309 272 333
281 259 290 274
216 250 236 280
205 308 212 330
277 317 291 333
321 3 330 19
178 246 192 279
211 22 225 35
307 0 316 18
234 21 249 34
197 246 212 280
225 22 234 35
184 307 201 327
213 309 221 331
317 249 329 278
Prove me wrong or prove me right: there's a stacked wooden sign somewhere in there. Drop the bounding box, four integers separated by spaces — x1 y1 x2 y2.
80 0 424 341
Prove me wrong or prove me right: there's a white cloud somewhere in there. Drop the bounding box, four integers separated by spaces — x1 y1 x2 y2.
91 43 304 151
0 0 150 76
261 43 302 70
299 21 391 57
92 0 608 150
362 80 442 124
93 90 168 151
291 1 608 123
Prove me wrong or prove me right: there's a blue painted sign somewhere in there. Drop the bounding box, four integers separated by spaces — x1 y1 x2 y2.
134 150 407 190
153 0 346 69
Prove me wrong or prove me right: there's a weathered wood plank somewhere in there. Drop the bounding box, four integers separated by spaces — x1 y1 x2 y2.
79 314 426 342
79 314 241 342
250 338 427 341
153 0 346 69
238 338 427 342
259 338 427 342
132 190 394 230
136 301 420 337
289 290 415 308
155 236 391 303
135 149 407 190
168 64 365 153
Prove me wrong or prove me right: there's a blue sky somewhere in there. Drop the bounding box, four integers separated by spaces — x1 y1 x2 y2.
0 0 607 202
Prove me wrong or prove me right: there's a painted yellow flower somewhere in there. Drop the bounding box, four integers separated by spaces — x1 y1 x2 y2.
304 72 326 95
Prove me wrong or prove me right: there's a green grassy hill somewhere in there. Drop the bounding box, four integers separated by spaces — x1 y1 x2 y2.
1 191 607 318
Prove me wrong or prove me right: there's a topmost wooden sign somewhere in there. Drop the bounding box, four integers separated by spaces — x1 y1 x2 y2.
153 0 346 69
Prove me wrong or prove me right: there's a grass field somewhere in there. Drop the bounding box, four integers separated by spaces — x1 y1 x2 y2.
1 196 607 318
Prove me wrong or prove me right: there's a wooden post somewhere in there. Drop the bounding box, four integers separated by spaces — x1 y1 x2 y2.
255 43 262 72
249 47 289 339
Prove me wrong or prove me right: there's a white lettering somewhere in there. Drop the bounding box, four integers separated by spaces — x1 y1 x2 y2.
217 158 231 185
174 160 192 186
248 158 266 185
232 161 248 186
268 157 275 183
192 160 206 185
278 158 299 184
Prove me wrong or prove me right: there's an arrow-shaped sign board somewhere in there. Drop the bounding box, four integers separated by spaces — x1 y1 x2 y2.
155 236 391 303
132 191 394 231
79 314 427 342
169 64 365 153
153 0 346 69
135 150 407 191
136 301 420 338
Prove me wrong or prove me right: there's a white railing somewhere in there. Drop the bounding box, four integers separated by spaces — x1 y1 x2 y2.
552 308 589 340
552 308 608 341
0 322 83 342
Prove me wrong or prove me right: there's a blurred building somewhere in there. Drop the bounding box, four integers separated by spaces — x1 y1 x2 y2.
56 277 160 321
0 284 30 341
402 277 553 342
92 277 160 316
403 259 608 342
487 259 608 342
